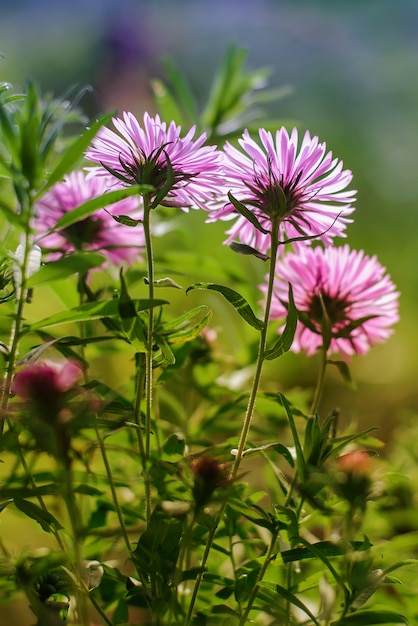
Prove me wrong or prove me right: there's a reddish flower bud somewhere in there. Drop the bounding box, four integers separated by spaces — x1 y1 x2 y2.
191 455 229 510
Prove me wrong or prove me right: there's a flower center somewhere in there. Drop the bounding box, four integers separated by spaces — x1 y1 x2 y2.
62 216 104 249
246 167 305 219
308 291 350 330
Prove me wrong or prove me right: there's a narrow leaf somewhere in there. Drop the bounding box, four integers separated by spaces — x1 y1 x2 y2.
261 582 320 625
332 610 409 625
144 276 182 289
50 186 143 231
281 540 365 564
40 112 114 193
228 191 269 234
14 498 63 532
229 241 269 261
26 253 106 286
264 284 297 359
186 282 264 331
241 442 295 467
27 298 168 332
104 209 143 227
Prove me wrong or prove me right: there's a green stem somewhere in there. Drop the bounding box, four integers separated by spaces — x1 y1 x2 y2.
239 528 279 625
60 464 89 626
94 426 132 557
142 196 155 462
0 228 33 434
230 215 280 480
310 345 328 415
185 217 281 626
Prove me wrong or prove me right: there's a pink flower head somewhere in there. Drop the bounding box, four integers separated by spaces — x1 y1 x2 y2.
85 112 224 210
34 171 144 265
264 244 399 359
208 127 356 253
13 360 82 422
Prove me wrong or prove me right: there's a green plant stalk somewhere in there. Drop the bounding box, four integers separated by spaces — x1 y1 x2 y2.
230 214 280 480
168 510 198 626
185 216 281 626
94 426 133 557
310 344 328 415
60 464 90 626
139 195 161 527
142 195 155 464
239 528 279 625
94 424 150 594
133 353 152 521
0 227 33 435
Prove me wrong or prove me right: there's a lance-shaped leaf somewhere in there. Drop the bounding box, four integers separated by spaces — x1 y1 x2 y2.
264 284 297 360
229 241 269 261
119 270 148 352
104 209 143 227
132 505 187 590
259 582 320 625
239 442 295 467
186 282 264 331
161 305 213 344
48 185 144 232
39 112 114 194
227 191 269 234
27 298 167 332
14 498 63 533
26 252 106 287
281 540 365 564
331 610 409 625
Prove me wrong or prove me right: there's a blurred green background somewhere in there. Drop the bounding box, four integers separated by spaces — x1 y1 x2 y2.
1 0 418 437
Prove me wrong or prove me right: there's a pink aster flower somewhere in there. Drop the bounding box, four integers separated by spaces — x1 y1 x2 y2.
208 127 356 254
85 112 223 210
263 244 399 359
34 171 144 266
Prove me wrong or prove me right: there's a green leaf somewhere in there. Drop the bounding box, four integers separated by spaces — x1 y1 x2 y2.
27 298 168 332
144 276 182 289
327 359 354 387
104 209 143 227
162 306 213 344
264 284 297 359
73 485 104 496
227 191 269 234
331 610 409 625
119 270 148 352
132 506 186 590
14 498 63 533
241 442 295 467
151 78 185 126
152 333 176 366
211 604 240 617
48 185 144 231
186 282 264 331
161 433 186 462
281 540 365 564
40 112 114 194
261 582 320 625
162 57 198 124
26 252 106 286
229 241 269 261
